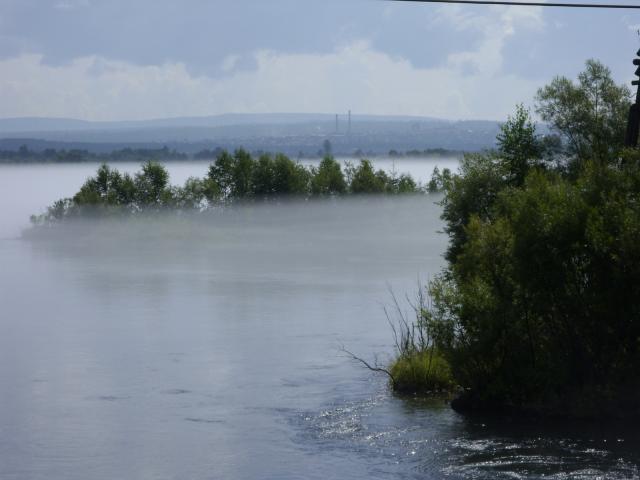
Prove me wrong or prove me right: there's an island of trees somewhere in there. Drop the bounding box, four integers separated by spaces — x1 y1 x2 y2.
31 153 423 224
385 59 640 419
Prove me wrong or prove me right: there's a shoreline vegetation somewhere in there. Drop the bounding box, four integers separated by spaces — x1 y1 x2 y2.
383 59 640 419
0 145 463 164
30 151 451 225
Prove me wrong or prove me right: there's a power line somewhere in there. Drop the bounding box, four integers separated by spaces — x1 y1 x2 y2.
389 0 640 9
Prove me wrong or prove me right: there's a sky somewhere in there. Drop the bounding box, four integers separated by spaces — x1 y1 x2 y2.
0 0 639 121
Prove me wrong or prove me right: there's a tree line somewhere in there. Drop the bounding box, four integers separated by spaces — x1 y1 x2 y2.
2 144 464 163
0 145 188 163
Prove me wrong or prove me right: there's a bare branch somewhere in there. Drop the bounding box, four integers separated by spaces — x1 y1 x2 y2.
339 344 396 388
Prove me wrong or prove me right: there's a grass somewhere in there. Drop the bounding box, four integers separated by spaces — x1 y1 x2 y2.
385 286 456 395
390 348 454 395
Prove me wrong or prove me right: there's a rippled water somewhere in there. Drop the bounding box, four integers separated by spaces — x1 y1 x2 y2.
1 161 639 479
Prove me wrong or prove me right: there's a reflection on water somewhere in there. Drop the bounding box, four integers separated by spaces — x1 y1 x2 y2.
296 390 640 479
1 184 639 478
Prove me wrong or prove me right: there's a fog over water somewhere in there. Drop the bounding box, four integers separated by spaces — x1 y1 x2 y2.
0 157 455 239
1 159 639 479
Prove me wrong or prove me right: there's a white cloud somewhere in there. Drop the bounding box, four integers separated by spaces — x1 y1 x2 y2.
0 5 545 121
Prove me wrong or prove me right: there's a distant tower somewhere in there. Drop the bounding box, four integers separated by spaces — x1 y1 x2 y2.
335 114 339 133
348 110 351 135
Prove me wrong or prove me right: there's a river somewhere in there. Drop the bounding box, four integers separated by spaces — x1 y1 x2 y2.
0 158 638 479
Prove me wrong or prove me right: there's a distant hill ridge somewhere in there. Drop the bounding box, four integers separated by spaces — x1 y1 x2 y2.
0 113 506 155
0 113 448 133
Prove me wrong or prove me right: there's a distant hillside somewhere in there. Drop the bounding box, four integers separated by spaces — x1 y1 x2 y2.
0 113 504 155
0 113 444 133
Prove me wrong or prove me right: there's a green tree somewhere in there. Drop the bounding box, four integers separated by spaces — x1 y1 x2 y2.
394 174 417 194
349 159 386 193
271 153 310 195
207 150 235 197
252 154 276 196
173 177 208 210
231 149 254 198
536 59 631 166
310 156 347 195
496 104 541 185
134 161 172 206
73 163 136 209
440 152 508 263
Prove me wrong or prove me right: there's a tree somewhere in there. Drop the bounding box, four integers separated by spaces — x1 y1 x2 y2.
440 152 508 263
496 104 541 186
252 154 276 196
134 161 172 206
271 153 309 195
173 177 207 210
73 163 135 209
310 156 347 195
536 59 631 166
207 150 235 197
322 139 332 157
349 160 386 193
231 149 254 198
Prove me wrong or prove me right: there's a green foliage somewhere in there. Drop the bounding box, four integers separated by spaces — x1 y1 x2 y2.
252 154 277 195
310 156 347 195
496 104 542 185
173 177 208 210
536 59 631 167
134 161 172 207
349 159 387 193
231 149 254 198
427 166 452 193
0 145 187 163
386 164 419 194
72 163 136 213
440 152 509 263
430 162 640 411
33 150 420 224
385 288 456 395
393 174 418 194
271 153 310 195
390 349 454 394
409 62 640 415
207 150 235 197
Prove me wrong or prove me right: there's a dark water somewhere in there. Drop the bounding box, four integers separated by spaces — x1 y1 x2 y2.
0 163 639 479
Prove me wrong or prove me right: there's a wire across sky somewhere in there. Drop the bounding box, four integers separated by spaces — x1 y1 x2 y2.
390 0 640 9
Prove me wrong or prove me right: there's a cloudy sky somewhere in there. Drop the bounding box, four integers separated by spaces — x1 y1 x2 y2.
1 0 639 121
